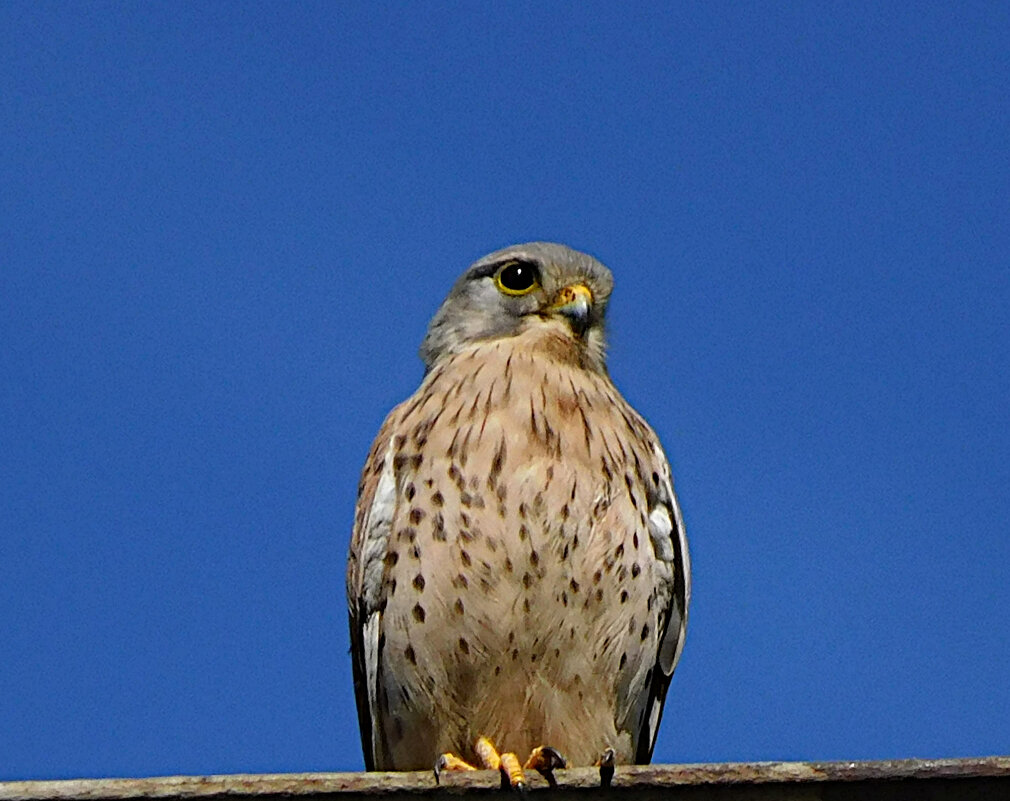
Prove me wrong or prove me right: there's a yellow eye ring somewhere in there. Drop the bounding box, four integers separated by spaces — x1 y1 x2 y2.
494 260 541 296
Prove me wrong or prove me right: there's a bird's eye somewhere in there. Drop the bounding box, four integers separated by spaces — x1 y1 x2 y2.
494 261 540 296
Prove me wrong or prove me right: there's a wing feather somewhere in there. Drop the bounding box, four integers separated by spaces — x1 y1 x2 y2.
346 406 403 770
635 440 690 762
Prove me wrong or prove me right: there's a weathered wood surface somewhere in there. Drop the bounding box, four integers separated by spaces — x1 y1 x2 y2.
3 757 1009 801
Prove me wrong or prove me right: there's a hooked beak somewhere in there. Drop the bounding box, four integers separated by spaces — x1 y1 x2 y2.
548 283 594 337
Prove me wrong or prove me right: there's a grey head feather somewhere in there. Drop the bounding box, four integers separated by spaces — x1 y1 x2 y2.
419 242 614 370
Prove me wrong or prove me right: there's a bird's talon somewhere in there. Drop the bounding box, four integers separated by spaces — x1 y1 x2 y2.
500 751 526 791
525 745 566 787
434 752 478 784
596 747 616 787
475 735 502 770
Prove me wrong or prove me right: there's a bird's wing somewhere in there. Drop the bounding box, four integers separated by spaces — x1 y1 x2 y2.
635 438 691 763
346 404 404 770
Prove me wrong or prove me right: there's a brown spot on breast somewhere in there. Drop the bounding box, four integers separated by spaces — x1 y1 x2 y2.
404 484 415 501
397 527 416 543
454 598 465 615
632 563 641 578
460 549 472 567
412 604 426 623
404 645 417 665
412 574 425 592
490 438 507 482
432 490 444 507
409 508 425 524
458 638 470 655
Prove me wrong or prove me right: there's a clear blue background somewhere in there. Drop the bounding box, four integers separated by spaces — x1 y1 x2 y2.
2 1 1008 781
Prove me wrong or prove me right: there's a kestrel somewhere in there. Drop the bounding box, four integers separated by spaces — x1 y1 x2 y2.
346 243 690 786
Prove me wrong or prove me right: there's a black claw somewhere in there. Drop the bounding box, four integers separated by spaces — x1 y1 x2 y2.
598 747 616 788
538 746 568 771
499 773 527 793
532 746 566 788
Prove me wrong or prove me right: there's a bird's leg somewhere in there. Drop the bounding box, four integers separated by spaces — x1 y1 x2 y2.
595 747 616 788
434 737 526 790
524 746 567 787
433 752 477 784
475 736 526 791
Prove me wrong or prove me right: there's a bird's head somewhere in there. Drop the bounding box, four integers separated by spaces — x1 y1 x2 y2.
419 242 614 372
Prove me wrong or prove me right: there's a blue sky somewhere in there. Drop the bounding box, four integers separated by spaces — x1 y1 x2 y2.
2 1 1008 781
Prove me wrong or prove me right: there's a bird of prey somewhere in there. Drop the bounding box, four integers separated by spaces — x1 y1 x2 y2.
346 242 690 787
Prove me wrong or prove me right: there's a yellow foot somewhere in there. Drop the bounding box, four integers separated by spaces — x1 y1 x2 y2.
436 737 566 791
595 747 616 787
433 752 477 784
525 745 567 787
476 736 525 790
